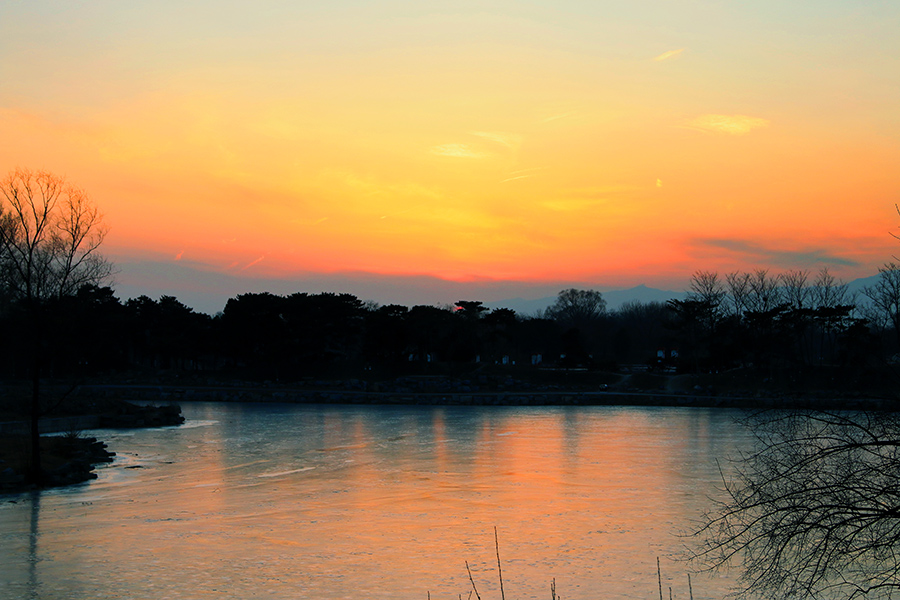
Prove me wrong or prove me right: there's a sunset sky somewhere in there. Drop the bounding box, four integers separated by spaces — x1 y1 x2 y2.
1 1 898 312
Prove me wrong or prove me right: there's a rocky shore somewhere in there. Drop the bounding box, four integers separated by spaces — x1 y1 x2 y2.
0 435 115 492
0 402 184 494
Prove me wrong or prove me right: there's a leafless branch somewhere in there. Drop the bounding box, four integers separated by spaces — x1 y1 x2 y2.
691 410 900 600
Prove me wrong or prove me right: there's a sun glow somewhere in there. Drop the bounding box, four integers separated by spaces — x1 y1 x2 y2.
1 1 897 298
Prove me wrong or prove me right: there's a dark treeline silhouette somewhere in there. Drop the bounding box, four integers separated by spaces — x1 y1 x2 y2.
2 266 900 384
671 268 874 373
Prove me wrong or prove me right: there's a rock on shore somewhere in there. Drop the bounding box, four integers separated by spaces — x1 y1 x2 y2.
0 435 116 492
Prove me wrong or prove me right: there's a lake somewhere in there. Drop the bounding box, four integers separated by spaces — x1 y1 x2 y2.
0 403 755 600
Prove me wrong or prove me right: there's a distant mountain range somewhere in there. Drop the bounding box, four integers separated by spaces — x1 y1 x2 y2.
485 284 687 316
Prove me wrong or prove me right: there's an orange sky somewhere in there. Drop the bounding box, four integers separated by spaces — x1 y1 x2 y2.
1 2 898 310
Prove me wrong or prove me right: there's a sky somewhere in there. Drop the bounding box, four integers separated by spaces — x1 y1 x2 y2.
1 1 898 313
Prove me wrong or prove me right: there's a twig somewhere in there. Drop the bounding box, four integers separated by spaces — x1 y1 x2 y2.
466 561 482 600
495 526 506 600
658 557 663 600
688 573 693 600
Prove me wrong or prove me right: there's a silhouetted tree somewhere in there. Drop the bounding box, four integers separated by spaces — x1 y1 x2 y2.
54 284 129 375
614 300 671 365
544 288 607 364
546 288 606 330
687 270 726 331
446 301 488 361
282 292 365 370
864 263 900 352
130 295 211 370
454 300 488 320
725 271 752 319
0 169 112 484
362 304 409 365
514 316 561 365
744 269 781 313
666 298 718 372
219 292 288 376
405 305 455 363
482 308 519 363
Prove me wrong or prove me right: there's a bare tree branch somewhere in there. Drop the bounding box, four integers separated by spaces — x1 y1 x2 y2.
0 168 112 485
0 169 112 303
691 410 900 600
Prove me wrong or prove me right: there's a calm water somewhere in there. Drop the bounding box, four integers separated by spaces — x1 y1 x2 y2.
0 403 755 600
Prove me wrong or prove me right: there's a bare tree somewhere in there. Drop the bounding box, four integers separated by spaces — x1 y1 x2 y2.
807 268 858 364
781 269 812 310
0 169 110 299
0 168 112 484
813 267 853 311
689 271 726 305
687 270 726 333
746 269 781 313
725 271 752 319
692 410 900 600
863 263 900 351
546 288 606 330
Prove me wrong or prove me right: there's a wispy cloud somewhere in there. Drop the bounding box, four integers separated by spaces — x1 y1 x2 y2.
688 114 770 135
696 238 859 267
242 256 266 270
540 112 577 124
500 167 547 183
653 48 685 62
500 175 533 183
469 131 523 149
431 143 488 158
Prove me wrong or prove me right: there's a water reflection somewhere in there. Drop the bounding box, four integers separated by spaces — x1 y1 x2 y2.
28 491 40 599
0 404 752 600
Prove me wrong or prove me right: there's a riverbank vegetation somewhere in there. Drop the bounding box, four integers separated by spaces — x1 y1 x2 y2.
0 432 114 491
1 266 899 403
0 394 183 492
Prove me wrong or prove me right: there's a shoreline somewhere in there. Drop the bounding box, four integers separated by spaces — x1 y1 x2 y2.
0 403 184 495
79 383 896 411
2 382 894 495
0 435 115 494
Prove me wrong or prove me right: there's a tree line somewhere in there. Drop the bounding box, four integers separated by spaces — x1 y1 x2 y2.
0 285 646 379
669 267 900 373
4 169 900 386
1 266 900 382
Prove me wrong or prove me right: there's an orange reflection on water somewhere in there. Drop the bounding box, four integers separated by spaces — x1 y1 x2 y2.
2 404 749 600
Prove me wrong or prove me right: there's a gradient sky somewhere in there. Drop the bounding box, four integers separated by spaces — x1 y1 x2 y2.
1 1 898 311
